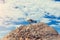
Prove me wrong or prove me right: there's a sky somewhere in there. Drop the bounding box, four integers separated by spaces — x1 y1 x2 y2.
0 0 60 38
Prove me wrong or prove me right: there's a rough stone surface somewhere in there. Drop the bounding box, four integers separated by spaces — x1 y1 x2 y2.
1 23 60 40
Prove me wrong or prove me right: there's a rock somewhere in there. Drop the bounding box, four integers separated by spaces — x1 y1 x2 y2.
1 22 60 40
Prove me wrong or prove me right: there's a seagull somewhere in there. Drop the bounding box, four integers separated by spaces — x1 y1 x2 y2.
27 19 37 24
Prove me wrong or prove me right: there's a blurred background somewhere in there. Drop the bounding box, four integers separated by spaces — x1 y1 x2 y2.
0 0 60 38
